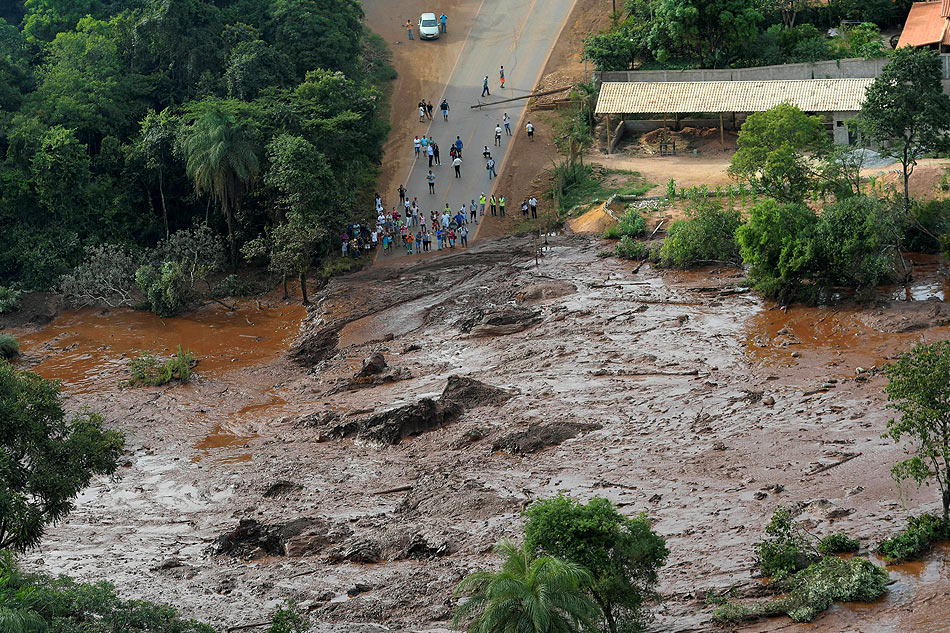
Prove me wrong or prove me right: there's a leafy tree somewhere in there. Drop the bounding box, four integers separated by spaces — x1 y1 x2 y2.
178 98 260 268
21 0 105 45
729 104 831 202
225 39 293 100
243 212 322 304
152 223 225 290
649 0 763 67
884 340 950 519
454 540 601 633
735 199 817 302
523 496 668 633
59 243 140 307
0 363 124 551
858 48 950 212
135 260 187 316
134 108 179 238
266 0 364 79
584 30 636 72
660 202 743 268
762 0 813 28
812 195 899 289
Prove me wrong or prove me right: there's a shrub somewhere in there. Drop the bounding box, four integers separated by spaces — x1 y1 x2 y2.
817 533 860 555
60 244 140 308
135 261 188 317
211 274 268 298
905 199 950 253
604 209 646 239
755 507 820 580
714 556 889 623
0 286 21 313
127 347 196 387
877 513 950 563
616 235 649 259
660 202 743 268
812 196 900 289
0 333 19 359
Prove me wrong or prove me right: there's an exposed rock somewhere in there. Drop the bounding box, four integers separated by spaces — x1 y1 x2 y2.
458 305 542 336
290 324 341 366
398 472 516 520
356 352 387 377
761 395 775 406
214 517 348 559
328 537 382 564
347 583 374 597
492 422 602 455
441 375 516 409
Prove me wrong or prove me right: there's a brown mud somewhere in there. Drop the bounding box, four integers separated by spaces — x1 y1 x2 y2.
9 232 949 633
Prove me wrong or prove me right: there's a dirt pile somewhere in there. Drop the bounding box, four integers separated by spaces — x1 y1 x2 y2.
457 305 542 336
213 517 350 559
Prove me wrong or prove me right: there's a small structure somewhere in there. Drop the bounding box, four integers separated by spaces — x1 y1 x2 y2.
897 1 950 50
595 78 874 151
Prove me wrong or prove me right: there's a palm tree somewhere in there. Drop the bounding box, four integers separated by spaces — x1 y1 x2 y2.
179 100 260 268
454 541 601 633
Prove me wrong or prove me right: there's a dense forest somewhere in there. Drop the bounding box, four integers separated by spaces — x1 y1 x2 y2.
0 0 392 295
585 0 913 71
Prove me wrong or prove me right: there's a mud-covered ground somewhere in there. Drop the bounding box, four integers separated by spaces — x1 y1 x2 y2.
11 233 950 632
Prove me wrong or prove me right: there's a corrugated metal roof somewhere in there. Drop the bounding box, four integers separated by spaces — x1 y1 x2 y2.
898 1 946 47
942 0 950 17
594 79 874 115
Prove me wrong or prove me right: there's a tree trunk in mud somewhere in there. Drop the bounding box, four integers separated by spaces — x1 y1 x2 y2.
299 270 309 305
943 487 949 520
158 171 168 239
282 275 289 300
224 200 237 272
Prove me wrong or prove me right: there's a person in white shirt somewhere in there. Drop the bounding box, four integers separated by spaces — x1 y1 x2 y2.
453 156 462 178
494 124 503 146
526 121 534 140
529 196 538 218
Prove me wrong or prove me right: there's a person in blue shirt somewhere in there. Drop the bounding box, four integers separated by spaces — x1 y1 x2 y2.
455 136 463 157
440 13 447 33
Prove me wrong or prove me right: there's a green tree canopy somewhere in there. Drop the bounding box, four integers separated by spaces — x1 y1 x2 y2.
729 103 831 202
858 47 950 212
454 540 602 633
0 362 125 551
266 0 364 79
648 0 763 67
884 340 950 519
523 495 669 633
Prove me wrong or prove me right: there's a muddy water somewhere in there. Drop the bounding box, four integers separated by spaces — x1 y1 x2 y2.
12 303 305 393
192 394 290 463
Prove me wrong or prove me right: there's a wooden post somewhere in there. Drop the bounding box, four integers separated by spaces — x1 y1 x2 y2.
606 113 612 153
719 112 725 152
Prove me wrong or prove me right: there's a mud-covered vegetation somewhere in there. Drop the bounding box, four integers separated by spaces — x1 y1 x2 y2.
0 0 393 302
126 347 196 387
877 513 950 564
0 333 18 359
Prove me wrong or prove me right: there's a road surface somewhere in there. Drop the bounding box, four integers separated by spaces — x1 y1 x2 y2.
377 0 576 258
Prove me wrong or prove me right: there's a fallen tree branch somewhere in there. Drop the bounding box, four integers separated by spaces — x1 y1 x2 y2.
227 622 271 632
804 453 861 478
470 86 572 109
372 484 413 495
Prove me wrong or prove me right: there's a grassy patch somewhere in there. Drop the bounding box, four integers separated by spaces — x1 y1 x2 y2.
127 347 195 387
603 208 646 239
714 556 889 624
550 162 653 214
0 333 19 360
316 255 369 280
877 513 950 564
818 533 860 555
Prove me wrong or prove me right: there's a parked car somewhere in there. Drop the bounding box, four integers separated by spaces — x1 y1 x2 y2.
419 13 440 39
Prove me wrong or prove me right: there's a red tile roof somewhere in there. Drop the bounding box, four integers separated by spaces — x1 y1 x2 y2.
898 1 947 48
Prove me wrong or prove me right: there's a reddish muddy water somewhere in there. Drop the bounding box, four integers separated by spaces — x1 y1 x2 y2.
11 303 306 393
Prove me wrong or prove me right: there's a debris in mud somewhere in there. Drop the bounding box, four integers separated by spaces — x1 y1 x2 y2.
457 305 542 336
357 352 387 377
214 517 349 559
262 480 303 498
398 471 517 520
516 280 577 304
492 422 602 455
315 376 516 445
290 323 341 367
327 537 382 564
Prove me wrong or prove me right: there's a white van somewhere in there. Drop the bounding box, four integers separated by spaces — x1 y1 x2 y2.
419 13 440 40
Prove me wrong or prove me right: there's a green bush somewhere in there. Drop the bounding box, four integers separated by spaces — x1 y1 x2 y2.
604 209 646 239
0 333 19 359
756 507 820 580
616 235 649 259
905 199 950 253
127 347 196 387
817 533 860 555
877 513 950 563
660 202 743 268
0 286 21 313
714 556 889 623
135 261 188 317
813 195 900 289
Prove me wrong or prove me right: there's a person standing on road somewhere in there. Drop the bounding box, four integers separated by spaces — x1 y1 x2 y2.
490 194 497 216
398 184 406 205
481 75 490 98
460 225 469 247
441 99 450 121
405 230 414 254
470 199 478 224
427 143 434 167
529 196 538 219
486 156 496 180
413 135 421 158
436 227 443 250
453 155 462 178
479 193 486 215
406 19 413 40
526 121 534 140
440 13 447 33
419 103 426 122
499 65 505 89
455 136 463 157
499 195 506 216
503 113 512 135
433 142 441 165
521 199 529 217
427 101 434 119
494 124 503 146
427 170 436 194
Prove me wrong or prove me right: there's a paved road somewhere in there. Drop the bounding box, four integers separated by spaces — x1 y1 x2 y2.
383 0 576 257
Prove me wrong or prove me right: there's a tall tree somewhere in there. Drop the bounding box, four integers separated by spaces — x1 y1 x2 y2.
134 108 178 238
859 48 950 213
523 496 668 633
0 362 124 551
454 540 601 633
648 0 763 67
178 99 260 268
266 0 364 79
884 340 950 519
